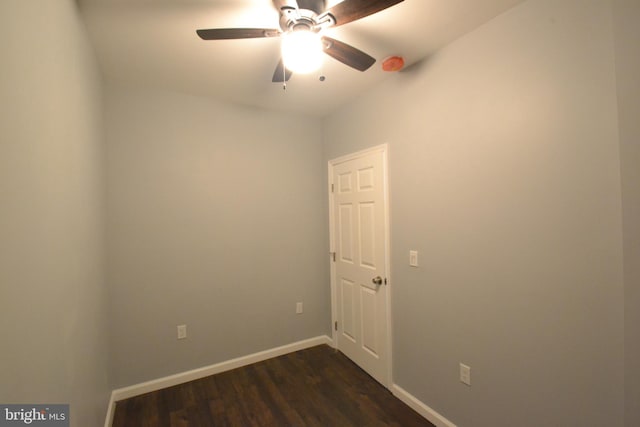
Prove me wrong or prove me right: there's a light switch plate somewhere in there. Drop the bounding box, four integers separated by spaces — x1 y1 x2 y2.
409 250 418 267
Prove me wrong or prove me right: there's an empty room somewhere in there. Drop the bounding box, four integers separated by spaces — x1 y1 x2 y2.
1 0 638 426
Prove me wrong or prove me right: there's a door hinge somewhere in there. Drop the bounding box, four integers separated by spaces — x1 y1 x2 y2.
331 183 334 193
334 321 338 331
330 252 336 262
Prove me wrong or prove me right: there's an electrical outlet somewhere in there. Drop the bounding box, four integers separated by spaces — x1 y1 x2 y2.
296 302 303 314
460 363 471 386
177 324 187 340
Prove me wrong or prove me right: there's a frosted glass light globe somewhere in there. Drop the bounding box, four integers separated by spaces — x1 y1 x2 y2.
281 30 323 74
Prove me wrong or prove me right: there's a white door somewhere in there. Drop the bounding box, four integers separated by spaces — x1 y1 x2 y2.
329 145 390 387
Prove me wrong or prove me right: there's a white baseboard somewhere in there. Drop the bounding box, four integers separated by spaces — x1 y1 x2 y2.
104 335 332 427
392 384 457 427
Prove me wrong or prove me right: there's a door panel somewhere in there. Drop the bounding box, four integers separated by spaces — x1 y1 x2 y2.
360 287 378 355
338 171 352 193
341 278 356 342
358 202 376 269
357 166 375 191
339 204 354 263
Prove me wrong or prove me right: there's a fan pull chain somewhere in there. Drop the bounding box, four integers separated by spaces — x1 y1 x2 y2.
282 61 287 90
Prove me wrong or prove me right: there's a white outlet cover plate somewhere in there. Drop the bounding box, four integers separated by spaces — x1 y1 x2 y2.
460 363 471 386
177 324 187 339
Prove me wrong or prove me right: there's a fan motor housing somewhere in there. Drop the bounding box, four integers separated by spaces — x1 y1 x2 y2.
280 7 317 32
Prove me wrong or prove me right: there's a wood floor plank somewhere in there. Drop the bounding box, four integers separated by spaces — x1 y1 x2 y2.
113 345 435 427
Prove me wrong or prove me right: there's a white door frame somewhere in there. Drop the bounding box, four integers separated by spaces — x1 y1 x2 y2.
328 143 393 388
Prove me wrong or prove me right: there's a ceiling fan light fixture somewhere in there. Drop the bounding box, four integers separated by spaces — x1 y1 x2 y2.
281 29 324 74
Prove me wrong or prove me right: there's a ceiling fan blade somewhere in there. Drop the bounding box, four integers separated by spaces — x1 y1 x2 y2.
322 36 376 71
196 28 280 40
272 58 293 83
324 0 404 26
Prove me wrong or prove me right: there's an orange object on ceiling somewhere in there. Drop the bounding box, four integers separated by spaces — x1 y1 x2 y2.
382 56 405 72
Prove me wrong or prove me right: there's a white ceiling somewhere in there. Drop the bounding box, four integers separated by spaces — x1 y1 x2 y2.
80 0 525 117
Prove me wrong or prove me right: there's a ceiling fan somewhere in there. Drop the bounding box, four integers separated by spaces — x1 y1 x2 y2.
196 0 405 83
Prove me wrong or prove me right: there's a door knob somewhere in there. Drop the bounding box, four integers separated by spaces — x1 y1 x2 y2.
372 276 383 286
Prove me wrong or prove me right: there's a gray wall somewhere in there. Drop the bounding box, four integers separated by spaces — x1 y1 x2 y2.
613 1 640 426
1 0 636 425
323 0 625 425
0 1 109 426
105 85 330 388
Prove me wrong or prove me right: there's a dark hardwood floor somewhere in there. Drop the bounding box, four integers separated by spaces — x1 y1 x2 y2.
112 344 435 427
